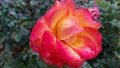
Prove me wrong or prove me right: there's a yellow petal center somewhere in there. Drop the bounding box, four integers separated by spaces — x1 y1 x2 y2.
56 16 83 44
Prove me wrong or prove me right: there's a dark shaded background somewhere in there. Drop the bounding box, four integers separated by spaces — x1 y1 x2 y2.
0 0 120 68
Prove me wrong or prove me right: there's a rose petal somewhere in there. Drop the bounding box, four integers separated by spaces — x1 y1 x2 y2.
39 30 83 67
78 27 102 47
71 35 101 60
71 27 102 60
75 8 101 30
64 34 77 45
44 0 74 30
56 40 84 67
30 18 49 52
57 16 82 40
39 30 64 66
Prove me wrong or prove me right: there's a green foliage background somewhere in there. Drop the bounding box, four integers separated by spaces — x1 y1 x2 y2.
0 0 120 68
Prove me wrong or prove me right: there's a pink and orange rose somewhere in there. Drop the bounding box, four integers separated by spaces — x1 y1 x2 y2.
30 0 102 68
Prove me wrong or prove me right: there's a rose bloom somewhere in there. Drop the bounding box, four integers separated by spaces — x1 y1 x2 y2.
30 0 102 68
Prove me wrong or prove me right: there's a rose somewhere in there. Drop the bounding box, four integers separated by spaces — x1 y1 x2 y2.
30 0 102 68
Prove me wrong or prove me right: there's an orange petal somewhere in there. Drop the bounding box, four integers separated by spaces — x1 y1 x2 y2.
71 35 102 60
75 8 101 30
64 34 77 45
70 27 102 60
78 27 102 47
44 0 74 30
57 16 82 40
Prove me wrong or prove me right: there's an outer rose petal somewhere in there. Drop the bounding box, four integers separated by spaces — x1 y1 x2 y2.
56 40 84 67
71 27 102 60
72 35 101 60
44 0 74 30
39 30 64 66
75 8 101 30
78 27 102 47
39 30 83 67
30 18 49 52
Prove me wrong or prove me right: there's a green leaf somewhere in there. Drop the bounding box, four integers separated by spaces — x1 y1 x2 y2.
15 0 26 8
5 42 11 52
14 29 24 42
81 62 92 68
20 16 34 26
